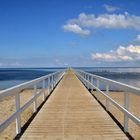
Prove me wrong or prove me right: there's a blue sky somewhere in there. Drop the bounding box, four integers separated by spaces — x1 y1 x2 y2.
0 0 140 67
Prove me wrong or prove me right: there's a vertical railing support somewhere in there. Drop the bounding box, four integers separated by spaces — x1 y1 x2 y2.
87 75 90 89
34 84 37 113
48 77 50 95
90 76 93 93
15 93 21 134
89 75 91 90
83 73 85 85
42 79 46 101
83 73 85 79
96 79 99 100
105 84 109 111
54 74 56 87
85 74 87 86
124 92 129 132
52 75 54 90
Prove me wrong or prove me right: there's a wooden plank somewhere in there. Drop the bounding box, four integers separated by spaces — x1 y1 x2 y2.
21 70 127 140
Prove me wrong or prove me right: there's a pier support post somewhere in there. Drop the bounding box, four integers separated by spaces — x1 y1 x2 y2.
15 93 21 134
124 92 129 132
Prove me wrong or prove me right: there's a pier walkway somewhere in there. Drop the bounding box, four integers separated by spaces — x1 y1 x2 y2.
21 70 127 139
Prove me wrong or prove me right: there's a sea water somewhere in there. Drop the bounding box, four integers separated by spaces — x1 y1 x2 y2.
0 67 140 91
76 67 140 91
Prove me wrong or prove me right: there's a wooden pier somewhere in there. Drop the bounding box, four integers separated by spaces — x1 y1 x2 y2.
21 70 127 140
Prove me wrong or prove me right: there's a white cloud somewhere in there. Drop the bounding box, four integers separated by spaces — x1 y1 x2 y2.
63 23 91 36
91 45 140 62
10 62 23 66
0 61 23 67
103 4 119 12
63 12 140 34
136 34 140 42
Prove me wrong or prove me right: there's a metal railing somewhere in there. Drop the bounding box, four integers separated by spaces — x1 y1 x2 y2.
74 69 140 133
0 70 65 135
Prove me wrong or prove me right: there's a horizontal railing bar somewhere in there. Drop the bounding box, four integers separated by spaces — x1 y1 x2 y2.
0 88 43 132
0 71 63 101
0 71 65 132
75 71 140 127
76 70 140 96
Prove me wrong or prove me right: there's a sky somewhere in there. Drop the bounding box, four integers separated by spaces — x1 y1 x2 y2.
0 0 140 67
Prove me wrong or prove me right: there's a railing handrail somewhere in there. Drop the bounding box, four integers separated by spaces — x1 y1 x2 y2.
0 70 64 101
74 69 140 133
75 69 140 96
0 69 66 135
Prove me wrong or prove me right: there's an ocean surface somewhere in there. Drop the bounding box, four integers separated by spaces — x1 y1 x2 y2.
77 67 140 91
0 68 64 89
0 67 140 90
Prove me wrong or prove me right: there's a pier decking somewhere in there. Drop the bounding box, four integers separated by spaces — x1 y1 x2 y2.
21 70 127 140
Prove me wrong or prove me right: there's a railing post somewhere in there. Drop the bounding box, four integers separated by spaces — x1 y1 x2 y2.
87 75 90 89
54 75 56 87
124 92 129 132
52 75 54 90
85 74 87 87
91 76 94 93
15 93 21 134
105 84 109 111
42 79 46 101
56 73 59 83
48 77 50 95
89 75 91 90
34 84 37 113
96 79 99 100
83 73 85 85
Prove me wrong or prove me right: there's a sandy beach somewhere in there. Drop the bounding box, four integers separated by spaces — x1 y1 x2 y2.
93 91 140 140
0 89 48 140
0 90 140 140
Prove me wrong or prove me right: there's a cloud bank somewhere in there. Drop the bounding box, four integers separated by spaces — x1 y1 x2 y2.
92 44 140 62
136 34 140 42
63 12 140 36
